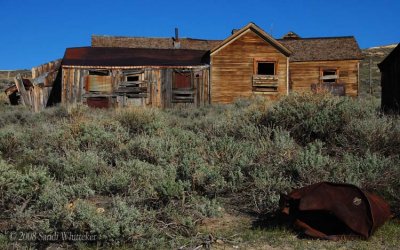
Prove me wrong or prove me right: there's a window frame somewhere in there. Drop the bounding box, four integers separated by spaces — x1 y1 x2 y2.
253 58 278 77
171 69 195 103
320 68 339 84
172 70 193 90
125 73 142 82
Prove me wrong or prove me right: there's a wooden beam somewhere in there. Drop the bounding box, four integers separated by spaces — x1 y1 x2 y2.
14 74 31 107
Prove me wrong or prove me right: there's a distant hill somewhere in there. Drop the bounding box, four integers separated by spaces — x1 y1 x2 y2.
0 69 31 90
359 44 397 98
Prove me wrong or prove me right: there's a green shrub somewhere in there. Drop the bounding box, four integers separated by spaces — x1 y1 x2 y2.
0 93 399 247
262 93 377 144
339 116 400 156
0 161 50 215
116 107 164 135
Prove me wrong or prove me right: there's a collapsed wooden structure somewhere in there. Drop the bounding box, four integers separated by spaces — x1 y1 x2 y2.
7 22 363 111
5 60 61 111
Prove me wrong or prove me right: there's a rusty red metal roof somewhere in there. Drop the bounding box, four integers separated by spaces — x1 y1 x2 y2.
62 47 210 67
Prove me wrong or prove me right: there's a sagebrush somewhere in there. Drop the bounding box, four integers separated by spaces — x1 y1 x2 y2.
0 93 398 248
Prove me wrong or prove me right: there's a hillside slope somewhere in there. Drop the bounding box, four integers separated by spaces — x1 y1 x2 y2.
359 44 397 98
0 70 31 89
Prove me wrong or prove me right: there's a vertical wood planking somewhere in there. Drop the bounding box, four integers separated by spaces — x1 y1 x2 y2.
14 74 31 107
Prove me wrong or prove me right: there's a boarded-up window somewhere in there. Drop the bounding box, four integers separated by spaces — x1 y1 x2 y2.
172 70 194 103
115 72 147 99
173 71 192 89
85 75 113 93
321 69 338 83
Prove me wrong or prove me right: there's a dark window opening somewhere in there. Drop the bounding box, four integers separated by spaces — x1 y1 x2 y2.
257 62 275 75
88 70 109 76
127 75 139 82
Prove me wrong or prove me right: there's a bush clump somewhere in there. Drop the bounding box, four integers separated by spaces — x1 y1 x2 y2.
0 93 399 248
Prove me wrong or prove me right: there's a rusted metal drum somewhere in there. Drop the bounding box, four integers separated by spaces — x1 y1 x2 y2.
280 182 392 240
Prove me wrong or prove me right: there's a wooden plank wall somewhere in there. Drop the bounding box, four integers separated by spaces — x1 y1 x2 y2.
289 60 359 97
210 29 288 104
32 59 61 80
162 67 209 108
62 68 88 106
61 66 209 109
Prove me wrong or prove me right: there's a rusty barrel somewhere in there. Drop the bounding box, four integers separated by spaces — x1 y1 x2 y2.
280 182 392 240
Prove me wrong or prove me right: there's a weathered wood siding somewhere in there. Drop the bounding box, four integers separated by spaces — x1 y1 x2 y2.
211 30 288 104
289 60 359 97
61 66 209 108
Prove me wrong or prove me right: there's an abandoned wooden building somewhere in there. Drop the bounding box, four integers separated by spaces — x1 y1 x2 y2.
9 22 363 110
49 47 210 108
378 43 400 113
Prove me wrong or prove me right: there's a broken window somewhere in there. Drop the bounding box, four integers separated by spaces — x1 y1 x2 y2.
257 62 275 76
253 59 278 92
321 69 338 83
172 70 194 103
115 72 147 99
126 75 140 82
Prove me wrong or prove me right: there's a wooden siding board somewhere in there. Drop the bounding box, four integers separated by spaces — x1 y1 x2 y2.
211 30 288 104
289 60 359 97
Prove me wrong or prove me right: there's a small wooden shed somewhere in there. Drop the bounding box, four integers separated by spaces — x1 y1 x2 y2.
378 43 400 113
49 47 210 108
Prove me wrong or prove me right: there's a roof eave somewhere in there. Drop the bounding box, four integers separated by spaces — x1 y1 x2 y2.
290 57 363 63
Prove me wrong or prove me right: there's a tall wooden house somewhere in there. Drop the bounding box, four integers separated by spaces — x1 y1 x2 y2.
378 43 400 113
27 22 363 110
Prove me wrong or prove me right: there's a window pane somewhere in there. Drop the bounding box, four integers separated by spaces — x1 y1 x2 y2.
258 62 275 75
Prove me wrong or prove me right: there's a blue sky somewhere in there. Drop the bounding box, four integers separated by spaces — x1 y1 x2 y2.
1 0 399 69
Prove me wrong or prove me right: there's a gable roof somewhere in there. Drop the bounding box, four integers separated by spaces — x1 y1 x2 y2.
279 36 363 62
92 35 222 51
91 24 362 63
62 47 209 68
210 22 292 56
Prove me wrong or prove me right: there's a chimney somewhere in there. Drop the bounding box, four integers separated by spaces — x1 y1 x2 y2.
175 28 179 41
173 27 181 49
231 29 240 35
